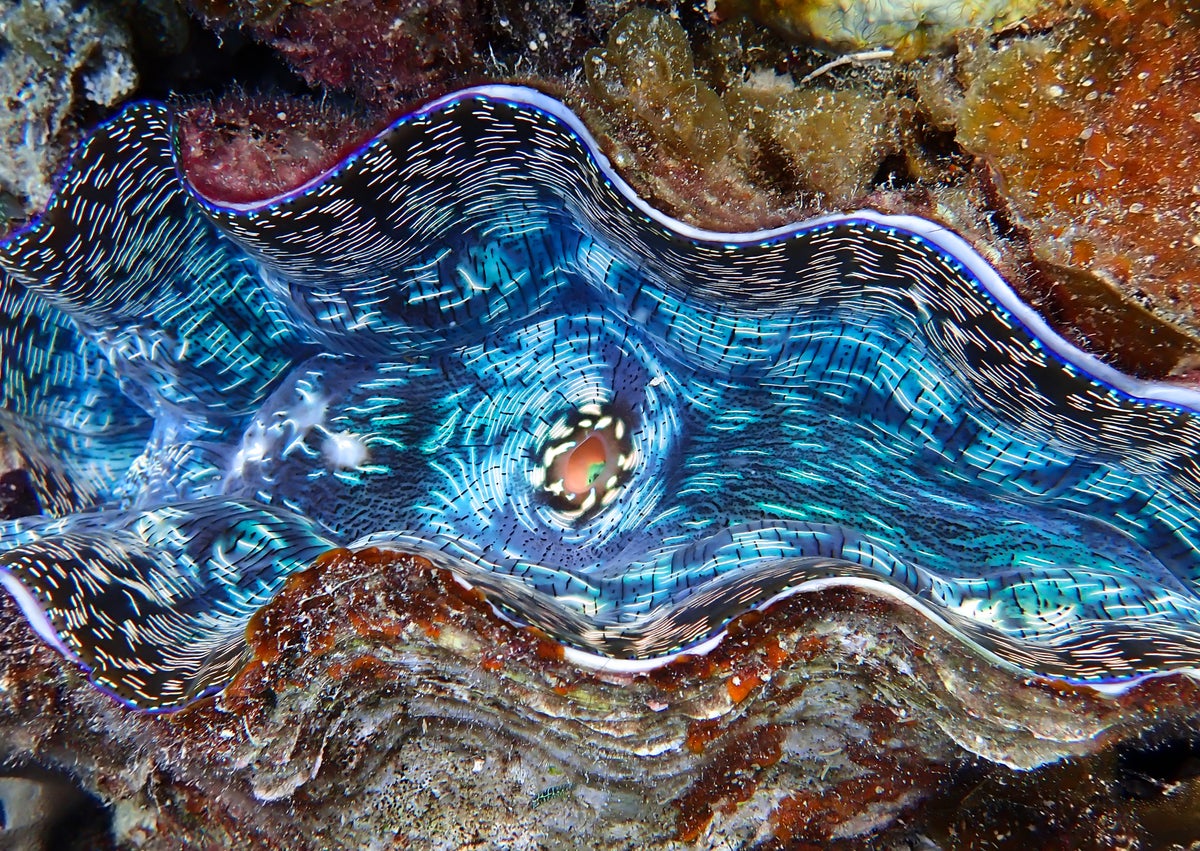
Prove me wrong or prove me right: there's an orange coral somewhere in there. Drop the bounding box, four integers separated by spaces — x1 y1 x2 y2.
959 0 1200 341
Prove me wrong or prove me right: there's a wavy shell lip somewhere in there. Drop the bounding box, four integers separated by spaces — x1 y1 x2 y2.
421 545 1200 696
187 84 1200 411
4 84 1200 710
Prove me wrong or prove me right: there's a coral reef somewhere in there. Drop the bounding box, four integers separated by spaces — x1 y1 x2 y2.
581 9 772 229
581 9 913 226
585 9 735 164
724 73 902 205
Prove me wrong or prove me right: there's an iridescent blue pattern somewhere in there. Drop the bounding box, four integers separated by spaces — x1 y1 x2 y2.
4 86 1200 710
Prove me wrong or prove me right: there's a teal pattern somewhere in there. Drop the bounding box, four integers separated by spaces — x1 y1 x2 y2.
3 86 1200 710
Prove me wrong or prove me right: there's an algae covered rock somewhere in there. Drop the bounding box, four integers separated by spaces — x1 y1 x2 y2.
0 0 139 222
723 0 1057 54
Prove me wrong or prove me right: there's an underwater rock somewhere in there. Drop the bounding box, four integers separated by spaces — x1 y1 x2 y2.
482 0 630 79
715 0 1059 54
185 0 633 98
957 0 1200 370
0 769 114 851
186 0 483 105
724 72 903 206
0 0 139 223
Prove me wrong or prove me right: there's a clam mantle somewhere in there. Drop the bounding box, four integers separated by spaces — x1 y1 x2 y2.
3 86 1200 711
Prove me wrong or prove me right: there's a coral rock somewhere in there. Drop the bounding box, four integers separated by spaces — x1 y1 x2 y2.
187 0 481 106
718 0 1058 54
725 71 903 205
957 0 1200 366
0 0 139 223
176 95 378 205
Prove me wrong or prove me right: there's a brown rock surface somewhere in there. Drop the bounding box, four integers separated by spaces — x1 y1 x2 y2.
957 0 1200 375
